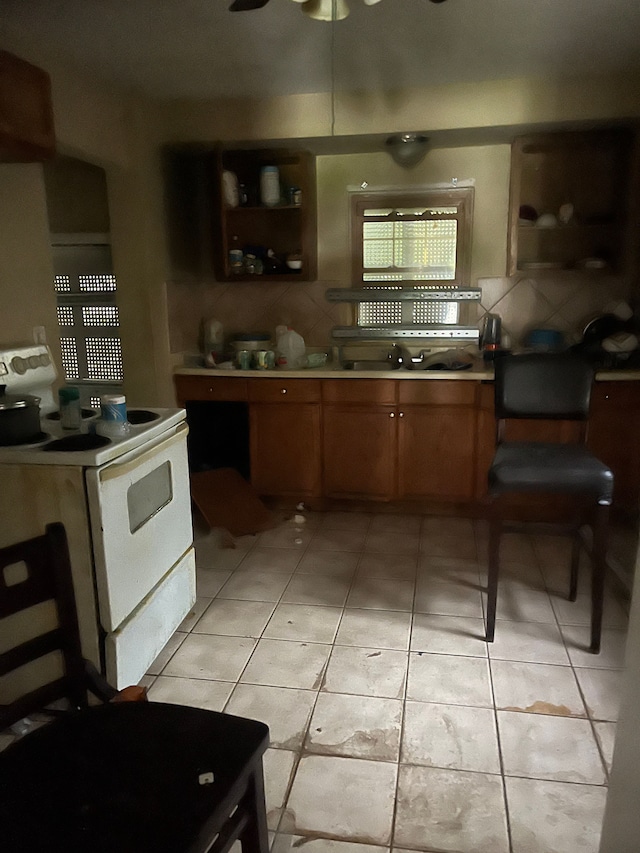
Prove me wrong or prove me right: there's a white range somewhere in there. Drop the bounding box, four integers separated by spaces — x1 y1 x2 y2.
0 344 195 689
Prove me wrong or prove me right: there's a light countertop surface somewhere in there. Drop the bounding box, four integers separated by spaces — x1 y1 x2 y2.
174 364 640 382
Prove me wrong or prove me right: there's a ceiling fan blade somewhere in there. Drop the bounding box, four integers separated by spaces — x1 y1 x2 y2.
229 0 271 10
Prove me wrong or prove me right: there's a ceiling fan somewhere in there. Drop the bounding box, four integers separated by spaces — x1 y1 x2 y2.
229 0 447 12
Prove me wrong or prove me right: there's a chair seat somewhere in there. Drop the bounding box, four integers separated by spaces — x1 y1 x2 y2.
489 441 614 503
0 702 270 853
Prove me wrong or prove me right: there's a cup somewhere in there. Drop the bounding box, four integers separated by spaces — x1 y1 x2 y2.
236 350 251 370
265 350 276 369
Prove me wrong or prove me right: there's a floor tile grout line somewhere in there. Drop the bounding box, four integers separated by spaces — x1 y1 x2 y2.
486 624 515 853
540 545 613 785
180 515 618 849
275 529 371 840
389 540 419 850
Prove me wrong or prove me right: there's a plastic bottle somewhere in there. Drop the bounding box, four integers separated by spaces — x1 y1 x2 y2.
97 394 129 437
260 166 280 207
203 318 224 367
58 386 81 430
275 325 306 369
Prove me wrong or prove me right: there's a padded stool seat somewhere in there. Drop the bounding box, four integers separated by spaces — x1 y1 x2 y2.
0 702 270 853
485 352 614 654
490 441 614 501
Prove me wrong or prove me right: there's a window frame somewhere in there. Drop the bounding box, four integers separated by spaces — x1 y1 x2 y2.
350 186 474 288
51 235 124 408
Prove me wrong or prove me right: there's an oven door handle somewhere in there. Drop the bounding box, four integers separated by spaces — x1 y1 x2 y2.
98 422 189 483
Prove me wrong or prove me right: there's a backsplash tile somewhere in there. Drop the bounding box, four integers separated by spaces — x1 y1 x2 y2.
167 272 634 357
477 274 634 347
166 276 345 354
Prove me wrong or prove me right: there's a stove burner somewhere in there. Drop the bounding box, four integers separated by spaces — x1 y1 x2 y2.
43 434 111 452
46 408 98 421
0 431 51 448
127 409 160 425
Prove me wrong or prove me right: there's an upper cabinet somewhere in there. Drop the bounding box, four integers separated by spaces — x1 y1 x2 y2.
507 129 633 276
213 147 317 282
0 50 55 162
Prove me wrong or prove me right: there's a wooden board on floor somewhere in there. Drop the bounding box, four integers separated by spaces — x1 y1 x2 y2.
190 468 276 537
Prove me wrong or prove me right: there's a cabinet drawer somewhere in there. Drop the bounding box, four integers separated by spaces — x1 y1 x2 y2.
248 378 321 403
322 380 397 405
591 382 640 409
398 380 478 406
174 375 248 403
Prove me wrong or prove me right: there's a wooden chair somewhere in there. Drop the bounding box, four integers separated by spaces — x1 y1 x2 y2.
0 523 270 853
0 522 130 731
486 353 614 653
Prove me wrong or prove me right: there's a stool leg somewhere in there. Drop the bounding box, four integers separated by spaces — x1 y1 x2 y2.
590 503 609 654
486 501 501 643
239 764 269 853
569 531 580 602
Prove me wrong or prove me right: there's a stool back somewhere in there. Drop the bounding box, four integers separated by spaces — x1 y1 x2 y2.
495 352 594 421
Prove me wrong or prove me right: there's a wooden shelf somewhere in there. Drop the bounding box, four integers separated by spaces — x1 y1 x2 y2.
507 129 632 276
213 148 317 282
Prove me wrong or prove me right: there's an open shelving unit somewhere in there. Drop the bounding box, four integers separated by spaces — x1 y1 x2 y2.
507 129 633 275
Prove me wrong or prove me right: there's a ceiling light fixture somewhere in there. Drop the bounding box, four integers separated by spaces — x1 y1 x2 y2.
386 133 430 168
292 0 382 21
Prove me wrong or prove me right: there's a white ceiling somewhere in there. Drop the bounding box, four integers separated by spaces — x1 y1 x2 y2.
3 0 640 101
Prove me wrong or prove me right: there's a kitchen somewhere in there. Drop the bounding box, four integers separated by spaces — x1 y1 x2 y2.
1 1 640 851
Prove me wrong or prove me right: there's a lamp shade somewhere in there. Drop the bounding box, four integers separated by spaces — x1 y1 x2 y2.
386 133 430 168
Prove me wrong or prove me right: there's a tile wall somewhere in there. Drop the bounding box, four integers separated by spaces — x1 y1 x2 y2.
166 273 634 358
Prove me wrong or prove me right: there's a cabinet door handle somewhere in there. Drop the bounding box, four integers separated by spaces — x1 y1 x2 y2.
281 388 287 395
398 411 404 418
389 412 395 418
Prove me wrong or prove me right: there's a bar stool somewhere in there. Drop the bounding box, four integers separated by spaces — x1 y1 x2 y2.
485 352 614 653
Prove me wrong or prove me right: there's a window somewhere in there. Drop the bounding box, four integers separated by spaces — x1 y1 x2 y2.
351 186 474 329
51 237 123 409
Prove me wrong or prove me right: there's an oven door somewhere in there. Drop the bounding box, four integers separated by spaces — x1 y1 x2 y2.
85 422 193 632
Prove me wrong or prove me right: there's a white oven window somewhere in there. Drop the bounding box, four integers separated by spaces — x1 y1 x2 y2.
127 461 173 533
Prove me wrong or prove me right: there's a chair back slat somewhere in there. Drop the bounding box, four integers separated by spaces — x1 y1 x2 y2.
495 353 594 421
0 523 87 728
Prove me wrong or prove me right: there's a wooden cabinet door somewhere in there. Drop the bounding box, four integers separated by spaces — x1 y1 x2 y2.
588 382 640 511
250 403 321 498
323 405 396 500
398 405 477 501
0 51 55 161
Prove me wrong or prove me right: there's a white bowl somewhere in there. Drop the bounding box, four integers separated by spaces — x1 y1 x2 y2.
286 259 302 270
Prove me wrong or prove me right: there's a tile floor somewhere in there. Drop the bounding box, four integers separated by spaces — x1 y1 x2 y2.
144 511 630 853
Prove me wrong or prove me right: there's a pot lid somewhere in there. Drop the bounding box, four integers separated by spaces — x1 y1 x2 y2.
0 393 41 411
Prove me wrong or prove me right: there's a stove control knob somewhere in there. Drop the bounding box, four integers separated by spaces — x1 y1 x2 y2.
11 356 27 375
28 356 40 369
39 353 50 366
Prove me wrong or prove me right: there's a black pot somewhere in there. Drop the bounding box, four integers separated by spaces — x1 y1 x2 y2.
0 393 42 445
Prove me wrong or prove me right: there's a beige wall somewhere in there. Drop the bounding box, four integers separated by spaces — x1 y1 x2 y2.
0 39 173 405
162 74 640 144
0 164 59 353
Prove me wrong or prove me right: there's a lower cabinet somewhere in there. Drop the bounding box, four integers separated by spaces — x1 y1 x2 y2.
589 382 640 512
322 379 480 502
323 404 397 499
398 405 477 501
174 373 640 512
248 378 322 498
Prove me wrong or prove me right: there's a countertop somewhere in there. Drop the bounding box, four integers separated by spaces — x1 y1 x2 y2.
174 364 640 382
